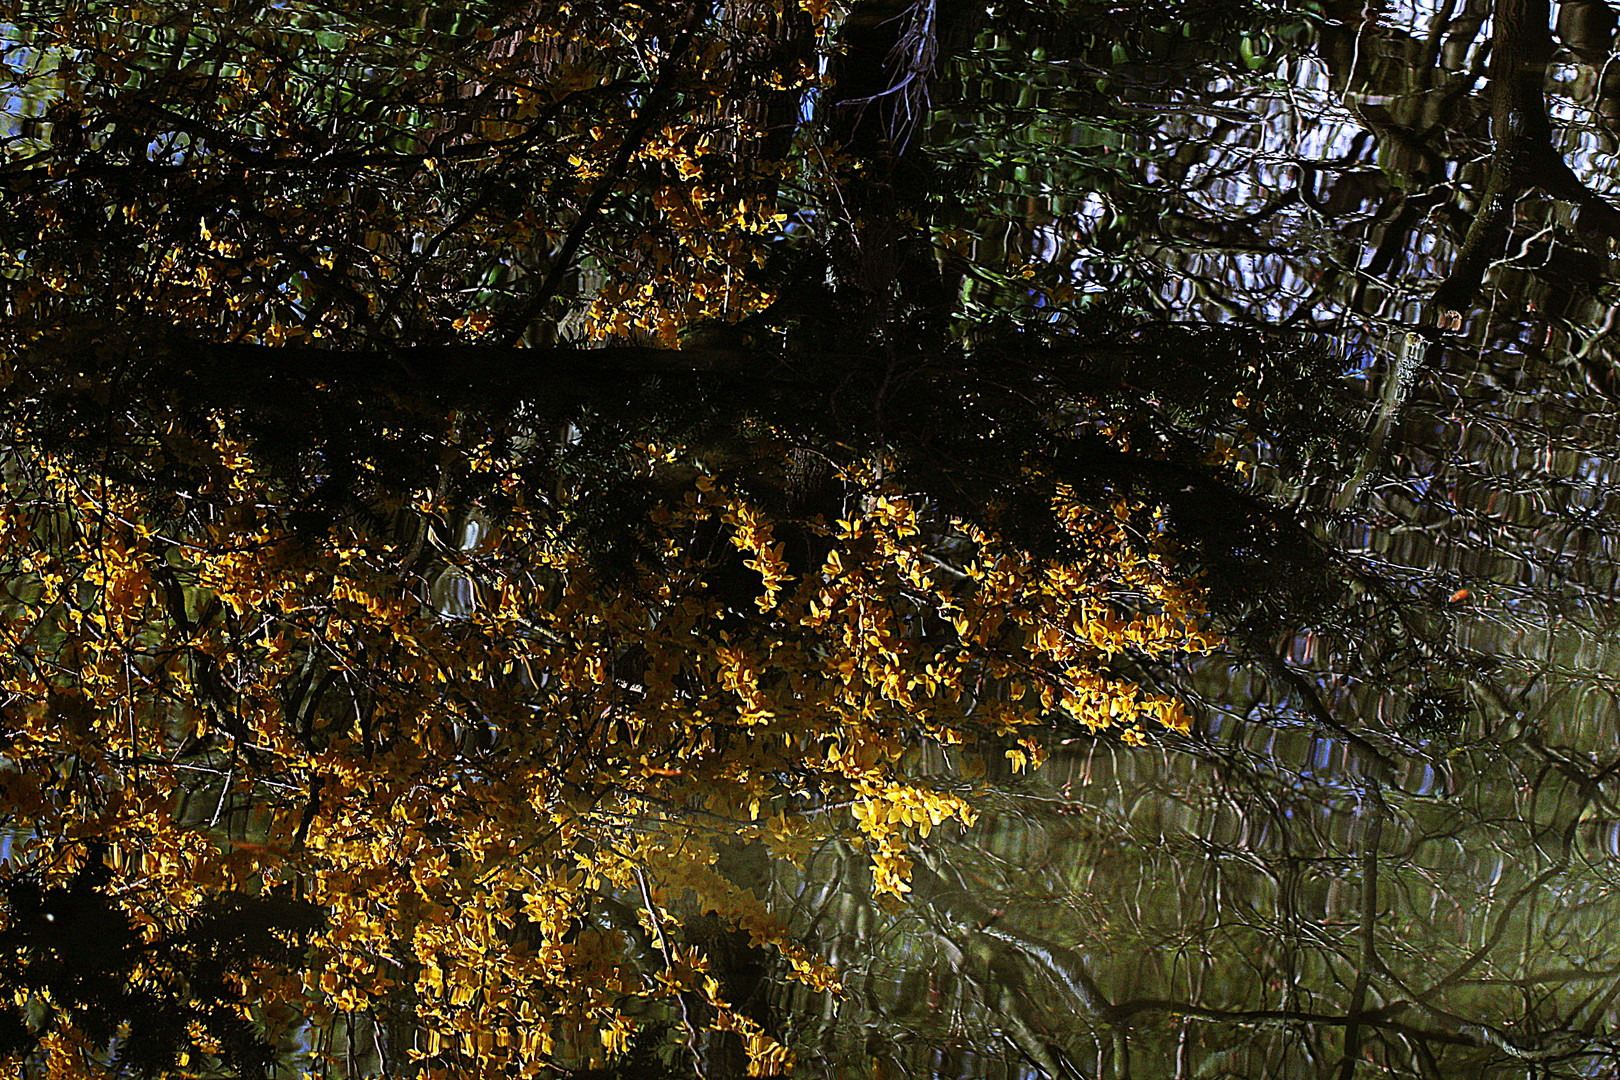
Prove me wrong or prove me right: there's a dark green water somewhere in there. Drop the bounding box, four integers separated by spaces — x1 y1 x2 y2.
771 3 1620 1077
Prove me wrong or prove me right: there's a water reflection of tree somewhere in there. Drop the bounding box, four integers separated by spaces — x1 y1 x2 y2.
11 0 1620 1074
0 2 1371 1076
775 706 1620 1077
777 1 1620 1076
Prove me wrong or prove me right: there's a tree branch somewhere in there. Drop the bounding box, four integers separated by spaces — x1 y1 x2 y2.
494 1 716 347
1432 0 1620 316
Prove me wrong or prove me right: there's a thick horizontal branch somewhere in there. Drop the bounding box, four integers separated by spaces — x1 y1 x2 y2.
192 342 765 391
85 341 807 426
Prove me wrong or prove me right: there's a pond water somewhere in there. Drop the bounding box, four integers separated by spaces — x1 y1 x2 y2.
6 2 1620 1077
775 3 1620 1077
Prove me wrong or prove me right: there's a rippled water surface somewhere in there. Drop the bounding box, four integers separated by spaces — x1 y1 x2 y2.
10 1 1620 1076
778 3 1620 1076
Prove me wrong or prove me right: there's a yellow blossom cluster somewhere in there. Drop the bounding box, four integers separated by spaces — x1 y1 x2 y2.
0 411 1210 1077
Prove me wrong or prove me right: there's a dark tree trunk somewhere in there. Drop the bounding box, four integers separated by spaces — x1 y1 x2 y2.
1432 0 1620 317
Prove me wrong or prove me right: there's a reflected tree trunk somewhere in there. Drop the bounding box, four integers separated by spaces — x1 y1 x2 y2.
1432 0 1620 316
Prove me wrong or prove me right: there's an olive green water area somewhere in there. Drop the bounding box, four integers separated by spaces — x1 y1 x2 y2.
778 3 1620 1077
